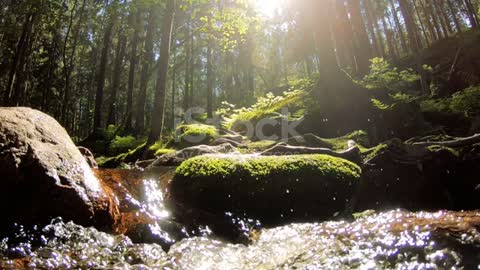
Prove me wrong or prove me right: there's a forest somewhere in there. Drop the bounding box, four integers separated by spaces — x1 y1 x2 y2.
1 0 480 269
1 0 478 141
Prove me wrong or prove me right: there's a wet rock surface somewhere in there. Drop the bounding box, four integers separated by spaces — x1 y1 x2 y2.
1 210 479 269
0 107 117 228
95 168 191 249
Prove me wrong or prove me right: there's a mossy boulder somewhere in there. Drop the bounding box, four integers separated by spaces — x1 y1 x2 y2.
168 154 361 225
175 124 219 148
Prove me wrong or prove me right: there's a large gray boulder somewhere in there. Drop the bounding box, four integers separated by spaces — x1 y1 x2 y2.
0 107 118 228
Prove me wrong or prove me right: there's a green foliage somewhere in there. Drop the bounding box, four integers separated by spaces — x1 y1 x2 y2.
360 58 420 92
229 89 308 128
421 85 480 117
371 92 419 111
109 135 144 155
97 143 147 168
371 98 391 110
104 125 119 141
450 86 480 117
420 99 451 113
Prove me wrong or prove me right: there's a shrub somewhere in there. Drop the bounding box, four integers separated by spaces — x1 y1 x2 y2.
360 58 420 92
450 86 480 117
229 89 308 130
109 135 144 155
420 85 480 117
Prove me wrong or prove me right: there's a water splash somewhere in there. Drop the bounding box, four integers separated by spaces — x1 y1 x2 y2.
1 210 479 269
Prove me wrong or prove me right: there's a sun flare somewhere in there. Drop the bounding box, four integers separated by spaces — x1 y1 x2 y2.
254 0 285 17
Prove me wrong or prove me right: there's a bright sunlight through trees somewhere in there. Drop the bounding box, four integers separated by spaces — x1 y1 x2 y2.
253 0 285 17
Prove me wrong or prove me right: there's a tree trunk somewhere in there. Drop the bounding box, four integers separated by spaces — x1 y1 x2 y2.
146 0 176 148
438 0 453 33
364 0 381 57
61 0 87 125
93 6 116 130
333 0 357 72
446 0 462 32
171 42 177 130
398 0 429 94
107 33 127 126
206 39 214 118
427 0 446 38
188 28 195 107
389 0 409 54
4 13 35 105
382 15 398 59
125 9 142 132
135 9 156 134
346 0 371 75
463 0 479 28
419 0 439 41
412 0 430 46
183 19 191 111
433 0 452 35
368 0 386 57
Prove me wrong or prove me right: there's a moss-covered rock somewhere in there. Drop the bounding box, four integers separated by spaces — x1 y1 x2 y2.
168 154 361 225
175 124 219 148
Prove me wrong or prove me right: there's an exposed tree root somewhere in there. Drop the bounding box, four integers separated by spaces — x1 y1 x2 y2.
411 133 480 148
260 143 361 162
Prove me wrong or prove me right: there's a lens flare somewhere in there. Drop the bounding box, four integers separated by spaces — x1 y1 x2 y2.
254 0 284 17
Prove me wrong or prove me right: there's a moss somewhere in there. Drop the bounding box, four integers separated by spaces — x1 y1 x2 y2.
352 209 376 220
323 130 370 151
154 148 175 156
426 145 459 157
241 140 277 153
176 124 219 147
177 154 360 179
97 143 148 168
149 140 169 152
171 154 361 224
361 144 388 162
109 135 145 156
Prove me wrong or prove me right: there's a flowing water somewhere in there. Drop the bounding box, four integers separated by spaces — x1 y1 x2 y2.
1 168 479 269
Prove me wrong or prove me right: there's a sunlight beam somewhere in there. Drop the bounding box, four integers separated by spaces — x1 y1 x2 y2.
254 0 284 18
